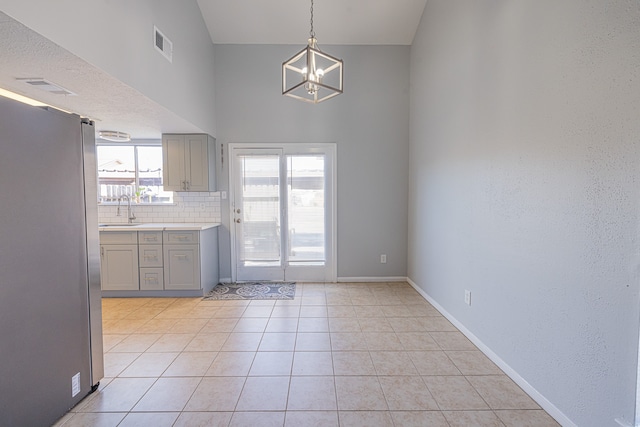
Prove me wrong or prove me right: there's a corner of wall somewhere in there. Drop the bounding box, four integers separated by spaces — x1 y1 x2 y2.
406 277 576 427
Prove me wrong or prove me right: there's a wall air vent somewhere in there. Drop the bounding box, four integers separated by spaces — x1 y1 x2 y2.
98 130 131 142
17 78 76 96
154 26 173 63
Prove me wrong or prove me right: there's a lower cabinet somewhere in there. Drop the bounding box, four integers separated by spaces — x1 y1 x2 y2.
138 232 163 290
100 227 218 296
100 233 139 291
164 244 200 290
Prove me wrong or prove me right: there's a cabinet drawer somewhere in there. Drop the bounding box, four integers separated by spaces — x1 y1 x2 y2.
139 231 162 244
139 245 163 267
140 268 164 290
164 230 199 244
99 231 138 245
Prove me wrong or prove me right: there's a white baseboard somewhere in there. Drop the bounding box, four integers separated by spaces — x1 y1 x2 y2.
406 277 577 427
222 277 410 284
337 276 408 283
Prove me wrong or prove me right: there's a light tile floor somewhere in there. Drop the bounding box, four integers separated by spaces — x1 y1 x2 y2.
54 282 560 427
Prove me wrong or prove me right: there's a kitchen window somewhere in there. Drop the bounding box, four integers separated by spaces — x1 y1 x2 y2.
96 142 173 204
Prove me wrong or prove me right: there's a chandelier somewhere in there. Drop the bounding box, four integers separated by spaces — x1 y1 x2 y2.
282 0 343 104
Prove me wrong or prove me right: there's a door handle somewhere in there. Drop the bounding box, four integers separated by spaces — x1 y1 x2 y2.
235 218 241 223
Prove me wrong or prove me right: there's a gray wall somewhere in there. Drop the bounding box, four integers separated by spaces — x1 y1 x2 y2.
408 1 640 425
213 44 410 280
0 0 217 136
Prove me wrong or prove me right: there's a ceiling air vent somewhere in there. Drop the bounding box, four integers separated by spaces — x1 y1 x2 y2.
154 26 173 63
17 78 76 96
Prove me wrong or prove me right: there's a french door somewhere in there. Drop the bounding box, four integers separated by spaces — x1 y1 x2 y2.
230 144 336 282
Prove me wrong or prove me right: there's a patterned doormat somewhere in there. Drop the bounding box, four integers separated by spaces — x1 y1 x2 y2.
203 282 296 300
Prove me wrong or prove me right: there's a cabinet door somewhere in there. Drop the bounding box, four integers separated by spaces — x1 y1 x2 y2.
164 244 200 290
162 134 187 191
185 135 209 191
101 245 139 290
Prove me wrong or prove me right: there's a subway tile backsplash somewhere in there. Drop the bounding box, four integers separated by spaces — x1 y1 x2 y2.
98 191 221 224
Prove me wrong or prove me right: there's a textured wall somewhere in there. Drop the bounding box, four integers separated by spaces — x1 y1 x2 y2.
408 1 640 425
213 44 410 280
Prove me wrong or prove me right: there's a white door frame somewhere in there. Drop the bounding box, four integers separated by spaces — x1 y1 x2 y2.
228 142 337 283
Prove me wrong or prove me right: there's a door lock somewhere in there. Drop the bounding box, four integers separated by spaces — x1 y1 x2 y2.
236 208 241 214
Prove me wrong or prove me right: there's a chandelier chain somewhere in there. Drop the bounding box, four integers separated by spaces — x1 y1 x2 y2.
309 0 315 39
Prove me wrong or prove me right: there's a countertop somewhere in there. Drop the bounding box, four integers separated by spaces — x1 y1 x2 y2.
98 223 220 231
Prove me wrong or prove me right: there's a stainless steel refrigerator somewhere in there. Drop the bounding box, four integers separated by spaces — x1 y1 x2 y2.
0 96 103 425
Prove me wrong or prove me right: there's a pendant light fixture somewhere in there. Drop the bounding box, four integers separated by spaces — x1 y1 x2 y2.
282 0 343 104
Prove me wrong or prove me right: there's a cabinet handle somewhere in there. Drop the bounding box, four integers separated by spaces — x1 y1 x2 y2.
144 256 157 260
100 247 104 257
186 181 190 190
174 254 188 259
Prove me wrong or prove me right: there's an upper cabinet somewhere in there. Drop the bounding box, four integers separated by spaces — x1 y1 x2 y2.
162 134 216 192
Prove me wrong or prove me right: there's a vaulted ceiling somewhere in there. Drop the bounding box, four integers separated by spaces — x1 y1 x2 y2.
0 1 427 138
197 0 428 45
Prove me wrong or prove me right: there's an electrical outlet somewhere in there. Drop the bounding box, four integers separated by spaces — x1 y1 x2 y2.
221 191 227 200
464 290 472 306
380 254 387 264
200 203 206 210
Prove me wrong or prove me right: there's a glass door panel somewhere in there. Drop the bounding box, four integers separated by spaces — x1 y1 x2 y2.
287 155 325 264
234 150 284 281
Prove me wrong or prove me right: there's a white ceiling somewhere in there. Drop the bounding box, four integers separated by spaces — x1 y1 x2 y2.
0 1 427 139
197 0 428 45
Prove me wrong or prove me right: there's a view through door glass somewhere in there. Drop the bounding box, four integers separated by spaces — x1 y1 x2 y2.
287 155 325 265
236 153 282 278
231 145 335 282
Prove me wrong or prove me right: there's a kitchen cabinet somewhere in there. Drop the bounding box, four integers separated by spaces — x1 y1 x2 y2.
164 230 202 290
164 245 200 290
100 224 219 297
162 133 216 192
100 232 139 291
139 231 163 290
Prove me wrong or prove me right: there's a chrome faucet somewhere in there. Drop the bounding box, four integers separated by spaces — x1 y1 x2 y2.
117 195 136 223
